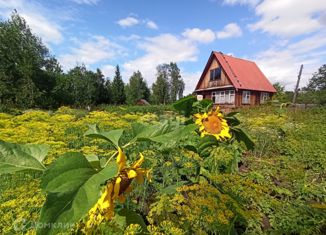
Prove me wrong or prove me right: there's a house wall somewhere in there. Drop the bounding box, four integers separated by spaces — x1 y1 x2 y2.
197 89 274 108
198 57 232 89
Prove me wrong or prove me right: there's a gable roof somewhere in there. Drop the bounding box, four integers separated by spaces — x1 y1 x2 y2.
195 51 277 93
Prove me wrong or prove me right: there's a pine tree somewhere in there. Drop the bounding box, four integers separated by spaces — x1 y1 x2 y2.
111 65 126 104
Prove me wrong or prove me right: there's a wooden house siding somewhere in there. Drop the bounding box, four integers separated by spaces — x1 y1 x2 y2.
197 57 232 90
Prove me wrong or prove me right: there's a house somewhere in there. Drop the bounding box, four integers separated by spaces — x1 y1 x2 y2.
195 51 276 107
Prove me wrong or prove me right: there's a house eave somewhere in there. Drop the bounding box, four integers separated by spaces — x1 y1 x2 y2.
195 85 234 92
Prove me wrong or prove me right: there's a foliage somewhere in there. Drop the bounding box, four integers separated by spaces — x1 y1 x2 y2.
111 65 126 105
125 71 150 104
306 64 326 91
272 82 289 102
296 64 326 105
0 11 58 108
1 103 326 234
151 63 185 104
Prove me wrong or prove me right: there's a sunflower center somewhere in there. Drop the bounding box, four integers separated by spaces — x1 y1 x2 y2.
203 114 222 134
118 172 132 195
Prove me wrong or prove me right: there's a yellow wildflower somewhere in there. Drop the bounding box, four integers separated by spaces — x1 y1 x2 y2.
194 107 231 140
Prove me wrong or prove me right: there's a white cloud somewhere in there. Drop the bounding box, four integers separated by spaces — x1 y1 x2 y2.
123 34 198 85
117 16 140 27
0 0 63 44
70 0 100 5
182 28 216 43
146 20 158 30
216 23 242 39
249 0 326 37
223 0 260 6
254 31 326 90
59 36 124 70
101 64 116 79
182 71 202 95
118 34 141 41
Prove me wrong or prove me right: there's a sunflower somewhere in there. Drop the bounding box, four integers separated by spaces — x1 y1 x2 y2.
194 107 231 140
85 147 149 231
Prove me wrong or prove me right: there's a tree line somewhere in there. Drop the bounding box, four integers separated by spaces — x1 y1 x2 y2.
0 12 185 109
273 64 326 105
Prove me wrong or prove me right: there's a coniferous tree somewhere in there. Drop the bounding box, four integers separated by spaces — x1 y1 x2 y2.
104 79 112 104
111 65 126 104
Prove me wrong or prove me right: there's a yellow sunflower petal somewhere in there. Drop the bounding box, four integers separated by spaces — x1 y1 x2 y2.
113 177 122 198
116 147 126 171
127 169 137 179
132 153 144 168
135 171 144 184
194 113 203 119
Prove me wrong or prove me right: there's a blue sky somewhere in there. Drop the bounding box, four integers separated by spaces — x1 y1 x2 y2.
0 0 325 94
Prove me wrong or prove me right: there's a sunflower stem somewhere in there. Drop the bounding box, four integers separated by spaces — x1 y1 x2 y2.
104 151 118 167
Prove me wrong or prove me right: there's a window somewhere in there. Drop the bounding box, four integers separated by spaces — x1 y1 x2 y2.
242 91 250 104
260 92 269 103
211 90 235 104
211 92 216 103
229 90 235 104
210 67 222 81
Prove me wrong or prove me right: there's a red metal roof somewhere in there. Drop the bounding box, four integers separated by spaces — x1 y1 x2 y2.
195 51 277 93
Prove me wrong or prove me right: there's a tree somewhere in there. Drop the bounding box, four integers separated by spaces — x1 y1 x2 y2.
169 62 185 102
152 73 169 104
299 65 326 105
272 82 288 102
0 11 58 108
125 71 150 104
152 63 184 104
306 64 326 91
104 79 112 104
111 65 126 104
93 68 108 105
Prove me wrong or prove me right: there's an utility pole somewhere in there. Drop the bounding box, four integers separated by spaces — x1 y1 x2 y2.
292 64 303 104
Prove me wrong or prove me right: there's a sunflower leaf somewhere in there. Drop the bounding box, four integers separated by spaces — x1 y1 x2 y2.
131 121 176 142
84 124 124 148
0 140 47 174
173 95 197 117
38 153 118 235
231 127 255 150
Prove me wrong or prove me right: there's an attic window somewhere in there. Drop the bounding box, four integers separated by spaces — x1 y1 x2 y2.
210 67 221 81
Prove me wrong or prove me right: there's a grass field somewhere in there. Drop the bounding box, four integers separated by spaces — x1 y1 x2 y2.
0 105 325 234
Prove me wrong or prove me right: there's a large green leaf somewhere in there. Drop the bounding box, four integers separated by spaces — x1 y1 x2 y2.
41 152 96 193
231 127 255 150
0 140 47 174
84 124 124 148
151 124 198 148
131 121 176 142
131 122 197 148
117 208 148 233
38 153 118 235
173 95 197 117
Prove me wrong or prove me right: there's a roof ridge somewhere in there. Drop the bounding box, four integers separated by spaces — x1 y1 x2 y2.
215 51 256 64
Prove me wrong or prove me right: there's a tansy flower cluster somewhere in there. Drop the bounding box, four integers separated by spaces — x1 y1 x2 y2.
85 147 150 231
194 107 231 140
